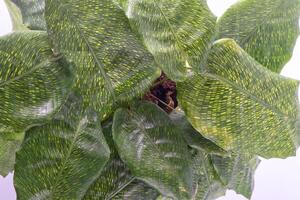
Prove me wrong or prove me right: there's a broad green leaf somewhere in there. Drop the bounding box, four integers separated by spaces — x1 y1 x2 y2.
169 108 226 155
3 0 28 31
216 0 300 73
193 151 226 200
178 39 300 158
45 0 160 120
0 31 72 132
113 102 194 199
0 131 24 176
14 97 110 200
119 0 216 80
111 180 159 200
84 119 135 199
5 0 46 30
211 153 260 198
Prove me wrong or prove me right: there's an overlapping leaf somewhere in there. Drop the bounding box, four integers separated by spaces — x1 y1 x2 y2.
169 108 226 155
0 31 72 132
118 0 216 80
0 131 24 176
216 0 300 72
113 102 194 199
5 0 46 30
45 0 160 120
14 96 110 199
178 39 300 158
3 0 27 31
211 153 260 198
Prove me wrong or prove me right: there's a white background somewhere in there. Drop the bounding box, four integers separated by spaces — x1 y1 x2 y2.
0 0 300 199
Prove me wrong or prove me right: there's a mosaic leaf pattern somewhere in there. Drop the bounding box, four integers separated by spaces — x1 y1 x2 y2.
178 39 300 158
113 102 194 199
45 0 160 120
14 99 110 200
0 31 72 132
120 0 216 80
211 153 260 198
0 131 24 176
217 0 300 72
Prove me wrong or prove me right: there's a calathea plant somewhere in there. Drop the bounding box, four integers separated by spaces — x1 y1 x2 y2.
1 0 300 199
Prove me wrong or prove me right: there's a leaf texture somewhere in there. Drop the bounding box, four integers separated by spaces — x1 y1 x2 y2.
119 0 216 80
14 97 110 199
6 0 46 30
211 153 260 198
113 102 194 199
178 39 300 158
45 0 160 120
216 0 300 72
0 131 24 176
0 31 72 132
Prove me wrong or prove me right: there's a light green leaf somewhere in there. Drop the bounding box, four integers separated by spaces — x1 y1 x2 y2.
113 102 194 199
193 151 226 200
118 0 216 80
0 31 73 132
14 97 110 199
45 0 160 120
3 0 28 31
0 131 24 176
216 0 300 73
169 108 226 155
178 39 300 158
5 0 46 30
211 153 260 198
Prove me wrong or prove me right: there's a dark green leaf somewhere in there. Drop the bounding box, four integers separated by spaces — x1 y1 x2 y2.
0 31 73 132
178 39 300 158
216 0 300 72
45 0 160 120
211 153 260 198
118 0 216 80
113 102 194 199
14 97 110 199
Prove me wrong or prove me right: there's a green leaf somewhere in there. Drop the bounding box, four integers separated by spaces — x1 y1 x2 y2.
216 0 300 73
111 180 159 200
45 0 160 120
5 0 46 30
0 31 73 132
0 131 24 176
178 39 300 158
211 153 260 198
3 0 28 31
14 97 111 199
169 108 226 155
193 151 226 200
119 0 216 80
113 102 194 199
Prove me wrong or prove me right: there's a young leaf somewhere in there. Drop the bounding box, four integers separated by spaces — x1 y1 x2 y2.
0 131 24 176
216 0 300 73
178 39 300 158
119 0 216 80
0 31 72 132
14 98 110 199
3 0 28 31
113 102 194 199
45 0 160 120
211 153 260 198
5 0 46 30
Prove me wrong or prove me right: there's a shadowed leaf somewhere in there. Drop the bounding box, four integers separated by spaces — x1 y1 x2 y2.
113 102 194 199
